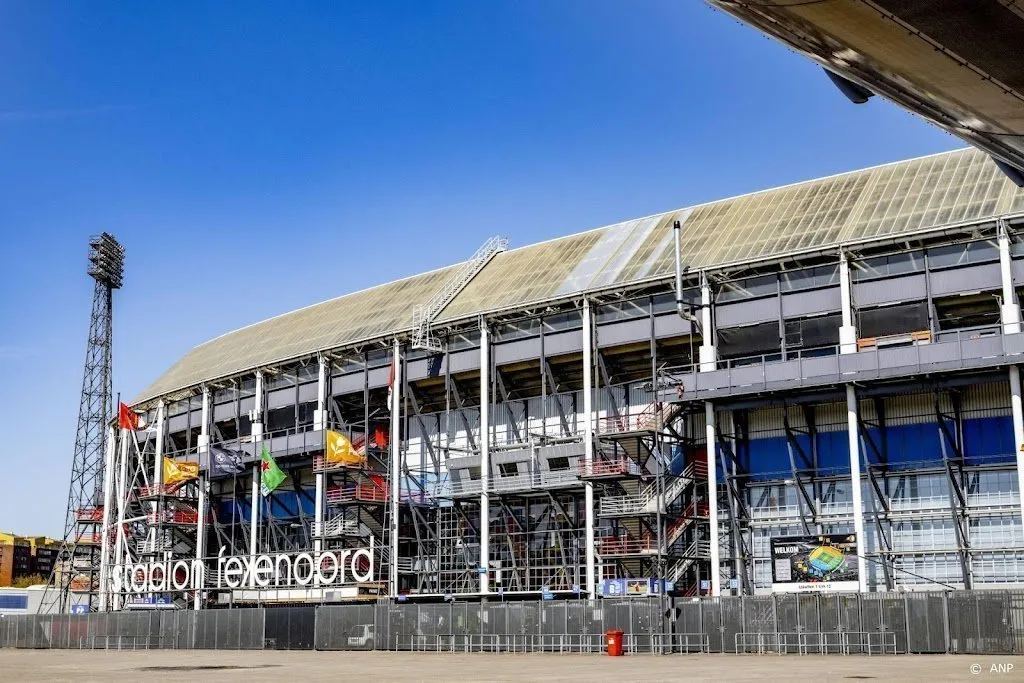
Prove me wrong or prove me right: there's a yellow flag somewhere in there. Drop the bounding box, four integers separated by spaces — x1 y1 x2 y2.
326 430 366 465
163 457 200 485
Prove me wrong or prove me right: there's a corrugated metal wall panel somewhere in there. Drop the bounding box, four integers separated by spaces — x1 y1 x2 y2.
963 381 1011 418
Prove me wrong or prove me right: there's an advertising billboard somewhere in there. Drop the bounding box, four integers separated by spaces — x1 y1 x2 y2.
771 534 858 593
600 578 673 598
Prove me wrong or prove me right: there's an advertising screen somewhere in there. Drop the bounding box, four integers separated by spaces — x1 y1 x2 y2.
770 534 858 593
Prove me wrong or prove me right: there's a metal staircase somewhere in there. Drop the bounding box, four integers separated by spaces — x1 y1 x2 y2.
598 461 704 516
312 515 362 538
667 540 711 583
412 235 508 351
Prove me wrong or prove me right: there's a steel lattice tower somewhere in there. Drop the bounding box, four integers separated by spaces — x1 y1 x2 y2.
44 233 124 613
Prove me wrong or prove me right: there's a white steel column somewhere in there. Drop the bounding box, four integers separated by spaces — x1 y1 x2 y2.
389 340 401 598
314 355 328 552
113 427 130 611
249 371 264 585
149 401 165 552
1009 368 1024 533
846 385 869 592
839 252 857 354
840 251 867 590
479 323 491 595
699 273 716 371
999 223 1021 335
194 387 210 609
704 402 721 597
582 299 596 597
696 274 721 596
999 223 1024 527
98 424 117 612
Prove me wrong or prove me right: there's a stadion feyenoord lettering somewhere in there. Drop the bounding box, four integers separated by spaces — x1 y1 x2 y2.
111 538 375 593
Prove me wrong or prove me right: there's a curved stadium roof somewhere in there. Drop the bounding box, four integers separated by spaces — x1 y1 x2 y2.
135 148 1024 405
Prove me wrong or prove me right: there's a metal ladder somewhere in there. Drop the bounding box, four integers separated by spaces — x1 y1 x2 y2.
412 235 508 351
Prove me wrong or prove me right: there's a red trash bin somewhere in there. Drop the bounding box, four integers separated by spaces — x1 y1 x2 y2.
605 630 625 656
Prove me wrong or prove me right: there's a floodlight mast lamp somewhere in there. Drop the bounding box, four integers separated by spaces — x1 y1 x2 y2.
44 232 124 614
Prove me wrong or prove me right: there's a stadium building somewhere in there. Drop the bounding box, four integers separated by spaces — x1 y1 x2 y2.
91 147 1024 610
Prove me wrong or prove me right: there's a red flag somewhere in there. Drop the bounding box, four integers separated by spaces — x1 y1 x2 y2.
118 402 139 430
374 423 389 448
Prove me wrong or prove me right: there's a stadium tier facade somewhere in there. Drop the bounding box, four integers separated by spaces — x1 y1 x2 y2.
88 148 1024 611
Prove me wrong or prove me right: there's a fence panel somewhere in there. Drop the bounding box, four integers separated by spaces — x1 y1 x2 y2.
977 592 1015 655
265 607 314 650
1010 592 1024 654
878 594 908 654
675 598 702 635
905 593 946 653
581 600 603 637
315 604 376 650
6 589 1024 655
629 599 660 652
720 597 744 653
702 599 724 653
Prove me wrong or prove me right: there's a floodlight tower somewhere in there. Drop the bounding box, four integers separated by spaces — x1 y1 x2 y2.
44 233 124 613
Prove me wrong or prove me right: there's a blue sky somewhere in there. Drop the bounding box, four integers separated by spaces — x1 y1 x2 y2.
0 1 959 537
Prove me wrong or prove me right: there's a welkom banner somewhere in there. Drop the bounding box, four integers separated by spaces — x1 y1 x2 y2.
771 533 859 593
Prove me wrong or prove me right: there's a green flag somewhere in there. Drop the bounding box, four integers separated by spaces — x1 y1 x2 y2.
259 446 286 496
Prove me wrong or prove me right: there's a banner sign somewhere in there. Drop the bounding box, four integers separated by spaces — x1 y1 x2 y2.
110 538 375 594
601 578 672 598
771 534 858 593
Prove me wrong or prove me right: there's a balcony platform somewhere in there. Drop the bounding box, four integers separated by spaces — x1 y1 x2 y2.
578 458 643 480
439 470 585 499
662 328 1024 403
325 484 389 505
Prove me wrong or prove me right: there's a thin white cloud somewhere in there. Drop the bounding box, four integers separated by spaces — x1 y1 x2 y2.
0 104 137 124
0 345 42 361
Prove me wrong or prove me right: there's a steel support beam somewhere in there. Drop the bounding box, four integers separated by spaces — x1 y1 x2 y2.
582 299 597 597
314 355 328 552
389 341 401 598
999 220 1021 335
715 418 752 594
494 369 523 444
98 425 117 612
543 359 571 437
449 380 478 453
705 402 721 596
935 392 973 588
194 387 210 608
857 408 894 590
405 385 440 471
150 401 166 555
839 251 857 354
249 371 263 587
845 385 869 592
112 427 130 611
479 323 491 595
998 222 1024 534
699 272 716 370
782 406 816 535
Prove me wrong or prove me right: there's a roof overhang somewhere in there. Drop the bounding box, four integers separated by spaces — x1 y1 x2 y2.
708 0 1024 177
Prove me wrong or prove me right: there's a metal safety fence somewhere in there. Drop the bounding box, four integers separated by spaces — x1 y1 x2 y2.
0 609 265 650
2 589 1023 654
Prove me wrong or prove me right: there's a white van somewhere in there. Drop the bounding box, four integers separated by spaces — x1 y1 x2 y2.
347 624 374 647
